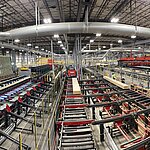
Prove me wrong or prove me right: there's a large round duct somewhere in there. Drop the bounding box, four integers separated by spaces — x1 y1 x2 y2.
1 22 150 39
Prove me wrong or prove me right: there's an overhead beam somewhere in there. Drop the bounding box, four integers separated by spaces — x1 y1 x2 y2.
104 0 131 21
77 0 83 21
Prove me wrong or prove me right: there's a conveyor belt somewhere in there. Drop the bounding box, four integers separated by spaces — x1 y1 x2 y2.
84 67 150 149
58 79 96 150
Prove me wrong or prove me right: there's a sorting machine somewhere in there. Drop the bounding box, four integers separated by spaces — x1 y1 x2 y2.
0 67 53 149
57 67 150 149
81 68 150 150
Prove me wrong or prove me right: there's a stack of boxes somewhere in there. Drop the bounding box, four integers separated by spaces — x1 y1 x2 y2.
0 56 14 80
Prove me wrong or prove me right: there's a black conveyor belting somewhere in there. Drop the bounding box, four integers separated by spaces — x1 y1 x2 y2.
123 137 150 150
92 108 150 125
0 129 31 150
87 95 144 108
8 111 41 127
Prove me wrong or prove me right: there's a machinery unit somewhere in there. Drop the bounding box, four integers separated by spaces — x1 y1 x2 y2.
67 65 77 78
118 56 150 67
0 64 54 149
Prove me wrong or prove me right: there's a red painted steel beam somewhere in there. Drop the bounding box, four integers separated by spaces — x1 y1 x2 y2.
57 120 94 126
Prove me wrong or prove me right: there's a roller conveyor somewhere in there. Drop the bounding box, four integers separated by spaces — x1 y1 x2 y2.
0 74 52 147
83 67 150 149
57 78 96 150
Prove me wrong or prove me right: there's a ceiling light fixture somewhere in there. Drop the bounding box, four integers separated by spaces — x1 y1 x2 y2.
96 33 101 37
14 39 20 43
103 46 106 48
43 18 52 24
111 18 119 23
1 46 4 49
131 35 136 39
60 44 63 47
41 48 44 51
54 34 59 38
58 41 62 44
27 43 32 46
90 39 94 43
62 47 65 50
35 46 39 48
118 40 123 43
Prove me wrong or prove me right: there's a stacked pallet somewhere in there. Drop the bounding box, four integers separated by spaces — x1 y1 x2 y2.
0 56 14 80
131 84 150 97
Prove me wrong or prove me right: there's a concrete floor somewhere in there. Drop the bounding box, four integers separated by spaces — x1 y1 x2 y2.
1 104 52 150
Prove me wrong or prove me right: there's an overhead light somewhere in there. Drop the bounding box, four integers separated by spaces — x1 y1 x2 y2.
6 51 9 54
110 43 113 46
131 35 136 39
103 46 106 48
43 18 52 24
14 39 20 43
98 47 101 50
35 46 39 48
118 40 123 43
27 43 32 46
62 47 65 50
45 50 48 52
54 34 59 38
96 33 101 37
12 49 15 50
83 46 86 49
90 39 94 43
111 18 119 23
41 48 44 51
60 44 63 47
1 46 4 49
20 52 22 55
138 47 141 49
58 41 62 44
22 50 24 52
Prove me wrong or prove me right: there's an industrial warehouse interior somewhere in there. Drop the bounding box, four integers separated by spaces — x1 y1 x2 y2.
0 0 150 150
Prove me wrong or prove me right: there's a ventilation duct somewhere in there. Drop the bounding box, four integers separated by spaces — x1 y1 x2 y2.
0 43 49 55
0 22 150 39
